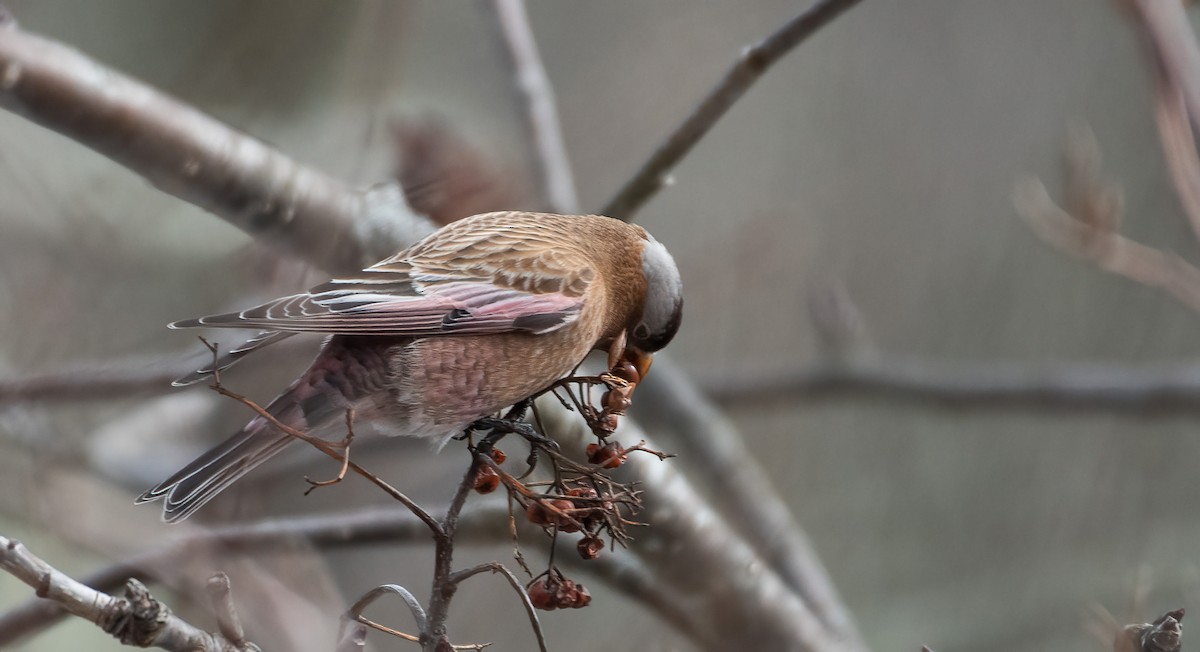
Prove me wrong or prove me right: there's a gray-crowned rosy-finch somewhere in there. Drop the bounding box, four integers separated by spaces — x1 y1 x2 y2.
138 211 683 522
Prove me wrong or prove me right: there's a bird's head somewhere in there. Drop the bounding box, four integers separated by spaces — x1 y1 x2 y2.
629 234 683 353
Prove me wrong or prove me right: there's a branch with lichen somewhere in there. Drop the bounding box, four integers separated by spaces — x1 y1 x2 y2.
0 535 256 651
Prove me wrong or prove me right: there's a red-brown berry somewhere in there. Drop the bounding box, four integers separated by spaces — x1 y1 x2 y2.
587 441 628 469
601 389 632 414
526 578 557 611
526 501 553 526
590 413 619 437
577 535 605 560
611 361 640 384
473 465 499 494
490 448 506 464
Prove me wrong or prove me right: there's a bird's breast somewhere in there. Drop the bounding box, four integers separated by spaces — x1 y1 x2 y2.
386 321 598 437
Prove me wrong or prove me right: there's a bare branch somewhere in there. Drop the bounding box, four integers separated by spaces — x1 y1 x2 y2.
448 562 547 652
344 584 428 638
1123 0 1200 241
0 535 251 651
699 355 1200 414
482 0 579 214
0 20 430 274
0 361 179 403
0 505 508 646
600 0 864 220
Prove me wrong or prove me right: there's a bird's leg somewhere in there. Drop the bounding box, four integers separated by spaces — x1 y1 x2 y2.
468 400 557 454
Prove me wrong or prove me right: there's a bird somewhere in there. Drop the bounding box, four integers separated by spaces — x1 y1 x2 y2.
137 211 683 522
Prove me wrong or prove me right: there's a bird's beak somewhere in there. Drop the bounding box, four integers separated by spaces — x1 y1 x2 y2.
625 346 653 381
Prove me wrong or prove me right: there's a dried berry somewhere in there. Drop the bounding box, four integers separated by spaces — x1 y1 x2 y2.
473 465 499 494
587 441 628 469
570 584 592 608
577 535 604 560
527 574 592 611
490 448 506 464
601 389 632 414
610 361 640 384
590 413 619 437
550 499 579 532
527 578 557 611
526 500 553 526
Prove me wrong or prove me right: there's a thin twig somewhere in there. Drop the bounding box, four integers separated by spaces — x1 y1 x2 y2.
600 0 864 220
483 0 578 214
424 459 484 651
0 535 250 651
206 375 443 538
344 584 428 638
447 562 547 652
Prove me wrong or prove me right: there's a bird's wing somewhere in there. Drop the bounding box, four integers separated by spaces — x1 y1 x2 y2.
172 330 297 386
171 214 595 337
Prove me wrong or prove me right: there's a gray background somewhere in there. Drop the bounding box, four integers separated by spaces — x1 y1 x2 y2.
0 2 1196 651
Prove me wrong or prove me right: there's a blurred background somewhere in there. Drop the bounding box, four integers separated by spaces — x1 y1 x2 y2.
0 1 1197 650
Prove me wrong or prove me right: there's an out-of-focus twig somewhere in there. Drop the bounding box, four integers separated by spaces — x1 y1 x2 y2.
482 0 578 214
699 355 1200 414
0 535 253 651
0 363 179 403
1017 127 1200 314
600 0 864 221
0 20 429 275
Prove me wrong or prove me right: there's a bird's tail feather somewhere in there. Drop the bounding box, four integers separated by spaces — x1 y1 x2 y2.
137 387 317 523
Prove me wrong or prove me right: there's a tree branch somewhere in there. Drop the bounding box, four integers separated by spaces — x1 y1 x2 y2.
0 19 431 275
698 355 1200 413
637 358 863 645
600 0 864 221
482 0 579 214
0 535 253 651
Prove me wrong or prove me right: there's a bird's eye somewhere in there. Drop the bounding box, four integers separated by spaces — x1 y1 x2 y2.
633 323 651 340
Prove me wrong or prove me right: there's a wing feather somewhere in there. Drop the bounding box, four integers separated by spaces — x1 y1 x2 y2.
171 212 595 338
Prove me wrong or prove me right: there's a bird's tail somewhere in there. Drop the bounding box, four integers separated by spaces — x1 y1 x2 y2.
137 375 347 523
